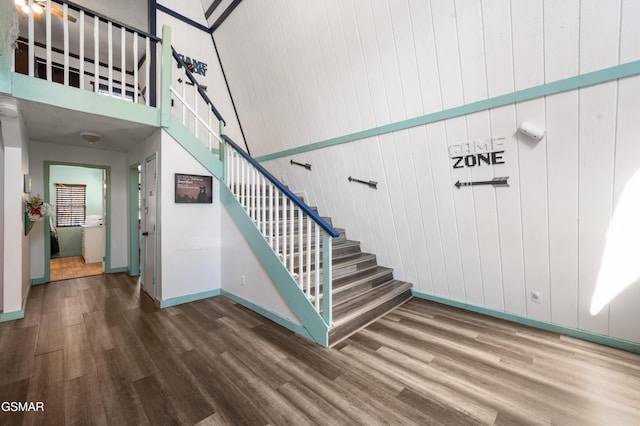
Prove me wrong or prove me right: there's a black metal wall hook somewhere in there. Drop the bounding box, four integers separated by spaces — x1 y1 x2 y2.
348 176 378 189
290 160 312 170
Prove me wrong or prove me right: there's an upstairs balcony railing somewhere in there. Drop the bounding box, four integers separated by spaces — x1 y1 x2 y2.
170 47 226 152
13 0 160 105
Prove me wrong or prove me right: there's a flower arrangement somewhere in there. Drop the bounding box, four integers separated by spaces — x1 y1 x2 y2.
26 195 51 221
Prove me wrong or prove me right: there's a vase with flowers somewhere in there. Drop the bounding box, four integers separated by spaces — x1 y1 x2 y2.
25 195 52 235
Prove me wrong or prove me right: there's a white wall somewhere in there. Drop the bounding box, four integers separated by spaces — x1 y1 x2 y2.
157 0 244 146
0 107 29 314
29 141 128 279
220 206 300 325
158 130 221 300
220 1 640 344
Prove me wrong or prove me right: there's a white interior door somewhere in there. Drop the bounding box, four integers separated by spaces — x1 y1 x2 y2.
142 155 157 298
102 168 107 272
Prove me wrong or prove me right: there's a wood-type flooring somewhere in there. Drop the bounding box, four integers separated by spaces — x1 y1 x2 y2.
1 273 639 425
50 256 102 281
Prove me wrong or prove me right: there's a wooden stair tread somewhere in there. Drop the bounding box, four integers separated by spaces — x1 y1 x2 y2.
331 280 412 326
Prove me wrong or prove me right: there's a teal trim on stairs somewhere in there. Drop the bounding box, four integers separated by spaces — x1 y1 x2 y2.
166 116 223 178
255 60 640 162
413 291 640 354
221 290 313 340
220 184 330 346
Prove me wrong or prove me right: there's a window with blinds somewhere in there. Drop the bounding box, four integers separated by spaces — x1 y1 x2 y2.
55 184 87 227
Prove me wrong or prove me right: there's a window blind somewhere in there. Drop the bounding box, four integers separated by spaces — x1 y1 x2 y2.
55 184 87 227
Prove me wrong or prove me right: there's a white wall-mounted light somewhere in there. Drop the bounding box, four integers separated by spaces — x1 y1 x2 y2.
518 122 545 141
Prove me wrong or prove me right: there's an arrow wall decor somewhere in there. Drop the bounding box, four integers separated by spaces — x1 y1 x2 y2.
454 176 509 188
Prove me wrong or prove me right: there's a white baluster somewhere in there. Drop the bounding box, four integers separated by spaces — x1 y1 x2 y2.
121 27 126 99
94 15 99 93
314 224 320 311
193 83 198 138
181 66 186 124
28 0 34 77
144 37 150 105
298 207 303 288
133 32 138 103
275 188 280 257
306 215 311 297
63 3 69 86
268 183 274 247
44 0 51 80
282 198 287 267
289 201 294 274
108 22 113 95
79 11 85 90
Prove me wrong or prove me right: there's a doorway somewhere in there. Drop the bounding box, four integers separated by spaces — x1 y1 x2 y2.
44 162 110 283
140 154 157 299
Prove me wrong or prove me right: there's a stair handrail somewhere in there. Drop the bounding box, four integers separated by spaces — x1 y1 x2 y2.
222 136 338 238
171 47 226 125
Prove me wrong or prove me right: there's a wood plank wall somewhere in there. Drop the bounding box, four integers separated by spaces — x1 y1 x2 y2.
212 0 640 343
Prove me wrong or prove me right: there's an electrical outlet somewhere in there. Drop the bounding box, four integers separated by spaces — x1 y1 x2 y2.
241 275 245 286
531 291 542 304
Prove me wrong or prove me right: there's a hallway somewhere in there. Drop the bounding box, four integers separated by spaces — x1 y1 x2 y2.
1 274 639 424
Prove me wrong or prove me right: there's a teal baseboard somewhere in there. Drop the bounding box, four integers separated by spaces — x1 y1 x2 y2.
0 309 25 322
159 289 222 308
108 267 129 274
31 277 47 285
412 291 640 354
220 290 313 341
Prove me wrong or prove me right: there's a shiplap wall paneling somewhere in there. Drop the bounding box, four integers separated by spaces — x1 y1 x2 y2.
546 92 579 328
608 75 640 343
577 0 621 335
408 0 443 115
353 0 387 127
580 0 621 73
466 111 504 311
511 0 544 90
339 0 376 131
610 0 640 342
366 138 404 276
275 0 325 145
389 1 422 120
578 83 617 335
354 139 391 268
299 0 342 141
481 0 514 97
430 0 463 110
426 122 464 299
447 117 481 304
309 0 350 139
455 0 486 104
516 99 550 322
411 128 448 296
395 130 432 291
488 106 526 316
380 132 419 284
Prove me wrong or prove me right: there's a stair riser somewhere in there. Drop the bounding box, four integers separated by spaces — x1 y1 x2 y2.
332 272 394 306
328 290 413 345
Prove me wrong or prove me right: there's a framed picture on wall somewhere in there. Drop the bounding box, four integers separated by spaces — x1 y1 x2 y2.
175 173 213 204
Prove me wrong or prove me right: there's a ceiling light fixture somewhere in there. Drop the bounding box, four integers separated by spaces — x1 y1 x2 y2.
79 131 102 144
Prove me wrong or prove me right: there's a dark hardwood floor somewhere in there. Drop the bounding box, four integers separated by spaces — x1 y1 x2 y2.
1 273 639 425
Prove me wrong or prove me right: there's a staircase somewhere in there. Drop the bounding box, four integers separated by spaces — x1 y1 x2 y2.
273 201 413 347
